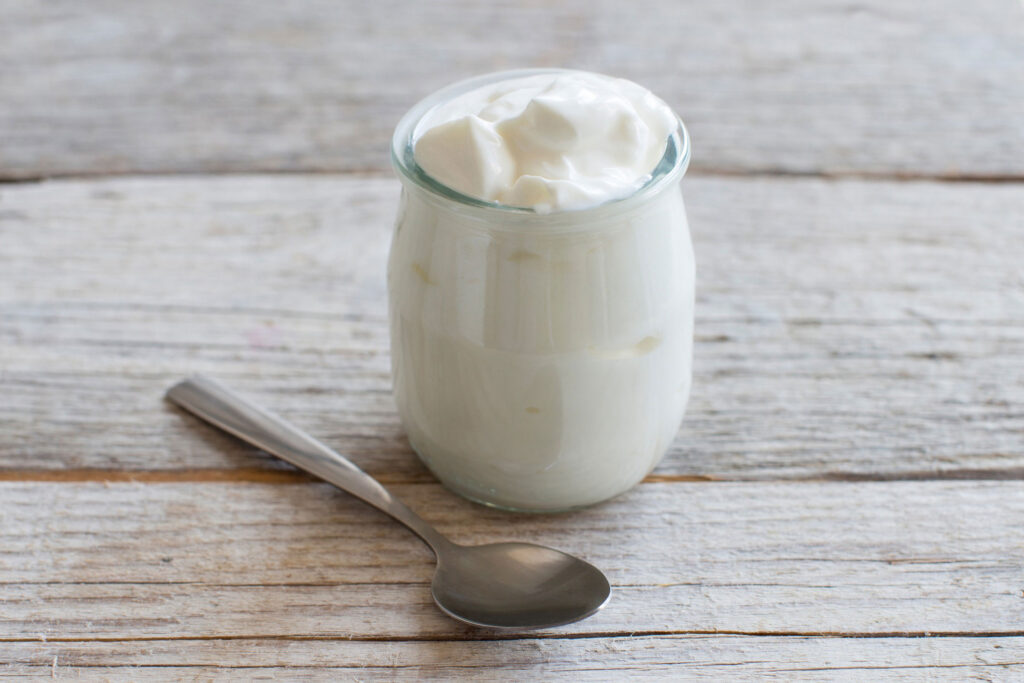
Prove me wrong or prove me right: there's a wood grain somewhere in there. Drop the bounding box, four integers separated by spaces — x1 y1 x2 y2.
3 1 1022 677
2 175 1022 481
4 636 1024 680
2 481 1024 639
1 0 1023 180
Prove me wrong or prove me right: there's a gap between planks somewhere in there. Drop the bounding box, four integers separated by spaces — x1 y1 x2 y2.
3 168 1024 187
3 468 1023 484
5 630 1024 645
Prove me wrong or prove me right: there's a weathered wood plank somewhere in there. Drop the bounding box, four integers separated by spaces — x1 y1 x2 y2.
3 635 1024 680
1 0 1022 179
2 481 1023 638
2 175 1022 480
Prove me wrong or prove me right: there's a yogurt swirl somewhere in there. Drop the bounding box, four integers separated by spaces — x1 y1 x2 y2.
413 71 677 213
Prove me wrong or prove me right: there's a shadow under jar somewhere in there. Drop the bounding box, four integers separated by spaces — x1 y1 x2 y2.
388 70 694 512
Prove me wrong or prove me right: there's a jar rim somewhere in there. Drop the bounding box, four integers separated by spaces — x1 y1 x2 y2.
390 68 690 222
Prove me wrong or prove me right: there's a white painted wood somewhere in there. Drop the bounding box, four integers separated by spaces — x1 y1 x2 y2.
3 636 1024 680
2 481 1023 639
2 175 1022 480
1 1 1022 179
3 1 1022 676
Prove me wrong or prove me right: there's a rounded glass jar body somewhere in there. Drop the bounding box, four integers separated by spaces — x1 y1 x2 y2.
388 70 694 512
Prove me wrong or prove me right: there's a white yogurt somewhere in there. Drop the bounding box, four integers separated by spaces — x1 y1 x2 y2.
413 72 677 213
389 70 694 511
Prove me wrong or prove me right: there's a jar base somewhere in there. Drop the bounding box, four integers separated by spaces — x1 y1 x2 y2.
445 485 603 515
407 441 639 514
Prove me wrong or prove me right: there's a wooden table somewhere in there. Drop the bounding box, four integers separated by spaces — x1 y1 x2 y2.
3 1 1023 679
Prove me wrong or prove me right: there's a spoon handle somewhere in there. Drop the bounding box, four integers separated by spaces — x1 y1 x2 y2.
166 375 450 553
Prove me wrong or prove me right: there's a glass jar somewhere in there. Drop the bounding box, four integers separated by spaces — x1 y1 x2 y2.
388 70 693 512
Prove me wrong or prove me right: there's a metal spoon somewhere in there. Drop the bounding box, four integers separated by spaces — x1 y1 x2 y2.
165 375 611 630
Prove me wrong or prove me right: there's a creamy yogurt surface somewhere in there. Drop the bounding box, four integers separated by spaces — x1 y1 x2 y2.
412 71 677 213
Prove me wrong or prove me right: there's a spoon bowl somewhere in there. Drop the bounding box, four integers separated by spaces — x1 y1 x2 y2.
432 542 611 629
166 375 612 630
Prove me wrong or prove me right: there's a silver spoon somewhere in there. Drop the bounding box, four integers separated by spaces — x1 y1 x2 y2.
166 375 611 630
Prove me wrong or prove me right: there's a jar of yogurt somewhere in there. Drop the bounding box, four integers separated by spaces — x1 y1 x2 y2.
388 69 694 511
